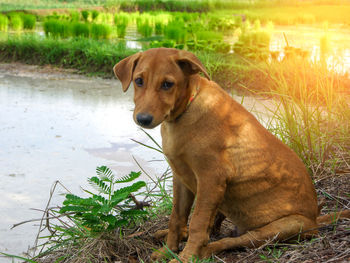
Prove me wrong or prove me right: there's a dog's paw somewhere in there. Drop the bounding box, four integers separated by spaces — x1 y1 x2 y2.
153 229 169 240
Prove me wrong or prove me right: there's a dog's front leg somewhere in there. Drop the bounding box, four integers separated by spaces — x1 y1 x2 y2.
175 174 227 262
151 174 194 261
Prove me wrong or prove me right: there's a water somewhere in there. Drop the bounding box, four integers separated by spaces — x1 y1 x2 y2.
270 25 350 73
0 63 275 261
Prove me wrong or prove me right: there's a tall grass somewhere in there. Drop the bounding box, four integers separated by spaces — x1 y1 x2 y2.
70 10 80 22
91 23 111 39
137 17 153 38
114 12 129 39
91 10 99 21
0 14 8 32
71 22 90 38
259 58 350 176
21 14 36 30
164 20 187 44
9 13 23 31
81 10 89 22
43 19 71 38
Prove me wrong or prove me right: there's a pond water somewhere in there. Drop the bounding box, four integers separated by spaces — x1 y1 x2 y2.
0 63 274 261
270 25 350 73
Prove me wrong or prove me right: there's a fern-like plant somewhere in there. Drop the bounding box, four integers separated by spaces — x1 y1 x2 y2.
59 166 147 234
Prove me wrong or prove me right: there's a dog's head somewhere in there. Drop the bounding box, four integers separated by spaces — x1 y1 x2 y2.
113 48 210 128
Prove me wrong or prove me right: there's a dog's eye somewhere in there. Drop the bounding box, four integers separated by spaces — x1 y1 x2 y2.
135 78 143 87
161 81 174 90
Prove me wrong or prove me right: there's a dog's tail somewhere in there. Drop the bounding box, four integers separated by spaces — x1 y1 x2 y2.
316 200 350 225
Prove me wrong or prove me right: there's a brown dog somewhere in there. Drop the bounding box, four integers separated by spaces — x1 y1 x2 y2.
113 48 350 262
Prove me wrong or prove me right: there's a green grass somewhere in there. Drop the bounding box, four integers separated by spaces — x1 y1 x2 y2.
91 23 112 39
43 19 71 38
81 10 89 22
137 17 153 38
0 14 8 32
250 58 350 176
0 35 138 75
9 13 23 31
21 14 36 30
71 21 90 37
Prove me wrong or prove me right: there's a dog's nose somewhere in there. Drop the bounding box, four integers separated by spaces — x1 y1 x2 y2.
136 113 153 127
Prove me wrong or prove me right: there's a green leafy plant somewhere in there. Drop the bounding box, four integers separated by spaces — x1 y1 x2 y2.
59 166 148 234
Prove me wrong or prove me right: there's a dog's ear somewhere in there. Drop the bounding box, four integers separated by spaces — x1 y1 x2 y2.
113 52 142 92
176 50 210 80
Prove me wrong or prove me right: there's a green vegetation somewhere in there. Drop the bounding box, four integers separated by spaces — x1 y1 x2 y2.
71 21 90 38
21 13 36 29
114 12 129 38
91 9 99 21
256 59 350 176
233 20 272 61
9 13 23 31
81 10 89 22
0 35 138 75
137 15 153 38
0 14 8 32
60 166 147 234
91 23 112 39
43 19 71 38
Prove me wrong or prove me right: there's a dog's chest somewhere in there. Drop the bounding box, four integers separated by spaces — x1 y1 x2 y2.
161 122 191 157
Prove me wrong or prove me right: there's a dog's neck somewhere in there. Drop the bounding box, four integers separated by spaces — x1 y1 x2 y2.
167 75 201 122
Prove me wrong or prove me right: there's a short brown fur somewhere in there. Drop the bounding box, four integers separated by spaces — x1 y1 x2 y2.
113 48 350 262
